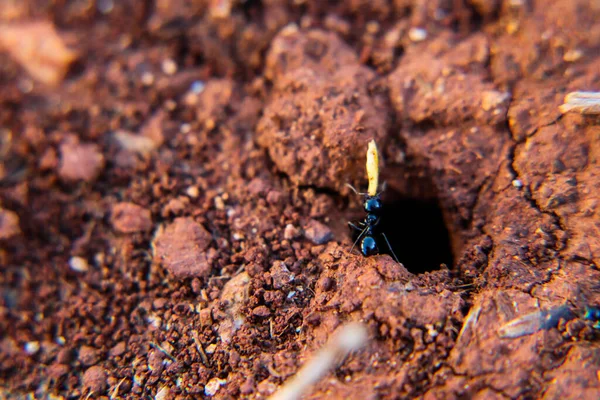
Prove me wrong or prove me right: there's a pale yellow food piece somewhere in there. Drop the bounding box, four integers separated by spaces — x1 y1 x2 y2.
366 140 379 197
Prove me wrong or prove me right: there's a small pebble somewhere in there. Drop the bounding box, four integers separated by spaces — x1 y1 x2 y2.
205 343 217 354
214 196 225 210
78 345 99 366
39 148 58 170
180 123 192 134
0 208 21 239
512 179 523 188
82 365 108 394
0 21 77 85
161 58 178 75
481 90 510 111
24 341 40 355
112 130 158 155
185 186 199 198
56 348 72 364
252 305 271 317
58 141 104 182
47 364 69 380
191 81 206 94
563 49 583 62
204 377 227 396
257 379 277 396
271 261 294 289
303 219 333 245
111 202 152 233
162 197 188 216
152 217 213 279
155 386 172 400
109 342 126 357
408 27 427 42
284 224 301 240
141 71 155 86
69 256 89 272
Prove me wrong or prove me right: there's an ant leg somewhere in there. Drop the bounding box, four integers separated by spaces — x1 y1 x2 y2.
381 232 400 264
345 183 367 196
348 220 364 232
350 225 369 255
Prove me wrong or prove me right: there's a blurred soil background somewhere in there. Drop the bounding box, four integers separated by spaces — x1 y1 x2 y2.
1 0 600 398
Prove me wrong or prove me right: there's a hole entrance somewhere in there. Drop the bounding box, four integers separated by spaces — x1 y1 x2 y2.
376 194 454 274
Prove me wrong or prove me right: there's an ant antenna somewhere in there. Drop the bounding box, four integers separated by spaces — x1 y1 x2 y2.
376 181 387 197
345 183 367 196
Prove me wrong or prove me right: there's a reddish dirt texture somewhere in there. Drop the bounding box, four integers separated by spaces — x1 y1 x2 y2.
1 1 600 399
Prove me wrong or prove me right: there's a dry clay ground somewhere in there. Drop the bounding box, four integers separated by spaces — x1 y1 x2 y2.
1 0 600 399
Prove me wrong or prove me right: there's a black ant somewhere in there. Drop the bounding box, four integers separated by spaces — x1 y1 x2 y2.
347 140 400 263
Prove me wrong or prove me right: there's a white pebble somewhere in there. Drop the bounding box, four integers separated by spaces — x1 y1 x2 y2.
155 386 171 400
185 186 199 198
180 123 191 134
204 378 227 396
24 341 40 355
205 344 217 354
69 256 89 272
141 72 155 86
512 179 523 188
409 27 428 42
161 59 178 75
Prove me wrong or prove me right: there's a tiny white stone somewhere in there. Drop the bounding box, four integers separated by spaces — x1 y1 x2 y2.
25 341 40 355
204 377 227 396
409 27 428 42
147 314 162 329
205 344 217 354
141 72 155 86
185 186 199 198
232 232 244 241
214 196 225 210
161 59 178 75
69 256 89 272
512 179 523 188
180 123 191 134
155 386 171 400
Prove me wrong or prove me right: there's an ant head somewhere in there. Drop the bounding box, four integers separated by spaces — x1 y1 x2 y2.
364 195 382 213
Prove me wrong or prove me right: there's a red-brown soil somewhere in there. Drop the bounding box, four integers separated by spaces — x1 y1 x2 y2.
1 1 600 399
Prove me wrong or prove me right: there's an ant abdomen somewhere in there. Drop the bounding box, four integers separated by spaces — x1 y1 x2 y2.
361 236 378 256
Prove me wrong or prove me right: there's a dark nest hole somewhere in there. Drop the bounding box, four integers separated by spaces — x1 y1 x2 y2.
377 194 454 274
344 176 456 274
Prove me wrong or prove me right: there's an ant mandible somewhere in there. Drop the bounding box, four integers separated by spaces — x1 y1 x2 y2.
347 140 400 263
